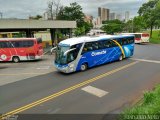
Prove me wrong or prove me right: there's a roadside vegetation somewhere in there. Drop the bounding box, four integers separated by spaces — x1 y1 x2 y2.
148 30 160 44
121 85 160 120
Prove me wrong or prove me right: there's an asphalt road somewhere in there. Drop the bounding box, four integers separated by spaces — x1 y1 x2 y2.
0 44 160 119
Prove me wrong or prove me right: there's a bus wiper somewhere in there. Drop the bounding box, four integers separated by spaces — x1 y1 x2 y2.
64 48 76 56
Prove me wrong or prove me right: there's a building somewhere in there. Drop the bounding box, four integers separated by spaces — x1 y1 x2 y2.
96 17 102 25
0 19 76 46
84 15 93 24
98 7 110 23
125 11 130 22
109 13 116 20
116 14 122 21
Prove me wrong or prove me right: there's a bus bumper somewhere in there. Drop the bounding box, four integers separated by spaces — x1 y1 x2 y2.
54 63 75 73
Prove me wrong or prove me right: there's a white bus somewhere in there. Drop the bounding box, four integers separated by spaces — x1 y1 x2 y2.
52 35 135 73
121 33 150 43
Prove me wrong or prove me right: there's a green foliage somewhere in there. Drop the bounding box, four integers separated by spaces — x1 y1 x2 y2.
57 2 85 27
103 19 123 24
30 15 42 20
138 0 160 37
101 20 124 34
84 22 93 34
121 85 160 119
149 30 160 44
124 16 147 32
74 27 85 36
57 2 93 36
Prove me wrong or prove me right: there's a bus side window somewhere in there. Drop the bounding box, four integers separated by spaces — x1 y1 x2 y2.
0 41 11 48
103 41 110 48
116 39 122 45
98 41 104 49
92 42 99 50
129 37 134 44
122 38 128 45
111 40 117 47
11 41 23 48
82 43 89 54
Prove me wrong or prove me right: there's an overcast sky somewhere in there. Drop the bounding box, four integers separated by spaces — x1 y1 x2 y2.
0 0 148 19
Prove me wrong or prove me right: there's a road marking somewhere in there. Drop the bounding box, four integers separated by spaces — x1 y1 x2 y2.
131 58 160 64
82 86 108 97
0 61 139 119
48 108 62 114
36 66 50 70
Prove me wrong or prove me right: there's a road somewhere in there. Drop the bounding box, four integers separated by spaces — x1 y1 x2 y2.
0 44 160 119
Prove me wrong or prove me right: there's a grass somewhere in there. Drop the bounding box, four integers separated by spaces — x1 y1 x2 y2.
121 85 160 120
146 30 160 44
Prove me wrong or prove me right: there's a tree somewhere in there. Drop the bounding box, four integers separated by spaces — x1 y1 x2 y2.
84 22 93 34
124 16 147 32
57 2 93 36
101 20 124 34
29 15 42 20
138 0 160 38
57 2 85 27
47 0 62 20
74 27 85 36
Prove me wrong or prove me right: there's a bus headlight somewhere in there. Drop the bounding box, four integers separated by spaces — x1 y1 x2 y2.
68 64 74 68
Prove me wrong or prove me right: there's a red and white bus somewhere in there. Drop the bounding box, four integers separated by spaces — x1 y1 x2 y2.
0 38 43 62
121 33 150 43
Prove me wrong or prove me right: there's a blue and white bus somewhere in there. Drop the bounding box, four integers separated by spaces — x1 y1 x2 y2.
53 35 134 73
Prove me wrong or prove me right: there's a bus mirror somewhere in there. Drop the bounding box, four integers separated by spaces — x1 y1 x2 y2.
64 48 76 56
50 47 57 53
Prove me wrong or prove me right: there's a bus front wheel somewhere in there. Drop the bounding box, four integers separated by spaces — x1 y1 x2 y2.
80 63 88 71
12 56 20 63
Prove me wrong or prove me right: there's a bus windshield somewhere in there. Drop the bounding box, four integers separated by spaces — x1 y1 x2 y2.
55 44 82 65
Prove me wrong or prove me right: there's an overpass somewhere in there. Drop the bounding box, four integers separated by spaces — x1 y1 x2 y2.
0 19 77 46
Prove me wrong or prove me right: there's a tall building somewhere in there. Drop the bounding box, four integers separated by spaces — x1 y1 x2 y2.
125 11 130 22
96 16 102 26
98 7 110 22
116 14 122 21
109 13 116 20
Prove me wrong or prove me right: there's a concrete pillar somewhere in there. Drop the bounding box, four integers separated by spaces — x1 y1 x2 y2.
69 28 72 38
26 29 33 38
50 29 56 47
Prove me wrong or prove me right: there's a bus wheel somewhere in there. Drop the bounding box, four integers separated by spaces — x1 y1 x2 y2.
80 63 88 71
119 55 123 61
12 56 20 63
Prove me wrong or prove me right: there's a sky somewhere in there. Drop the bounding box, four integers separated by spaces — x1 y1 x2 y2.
0 0 148 19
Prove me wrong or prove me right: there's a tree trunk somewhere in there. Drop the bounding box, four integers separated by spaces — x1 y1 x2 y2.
150 24 153 38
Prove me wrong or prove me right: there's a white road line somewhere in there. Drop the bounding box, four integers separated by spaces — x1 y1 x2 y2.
131 58 160 64
37 66 50 69
81 86 109 98
48 108 61 114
